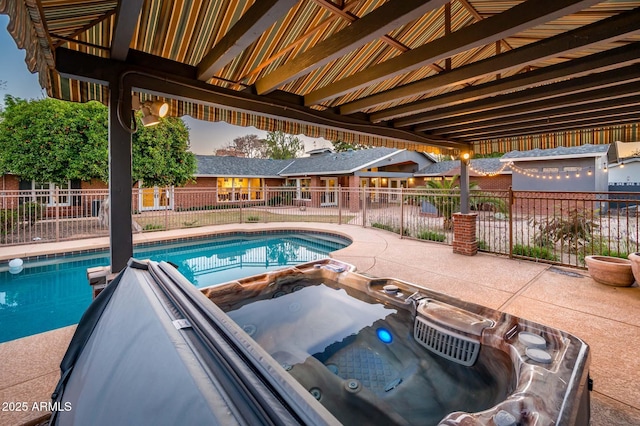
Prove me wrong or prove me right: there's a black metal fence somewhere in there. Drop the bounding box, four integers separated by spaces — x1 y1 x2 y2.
1 187 638 268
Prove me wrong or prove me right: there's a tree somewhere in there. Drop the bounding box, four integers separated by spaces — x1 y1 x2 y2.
330 139 370 152
224 134 267 158
409 176 506 230
0 96 109 183
132 115 196 187
0 96 196 186
264 131 304 159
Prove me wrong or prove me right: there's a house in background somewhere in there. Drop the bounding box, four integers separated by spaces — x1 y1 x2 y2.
414 158 512 191
191 155 292 202
500 144 610 192
607 141 640 188
184 147 434 210
278 147 434 206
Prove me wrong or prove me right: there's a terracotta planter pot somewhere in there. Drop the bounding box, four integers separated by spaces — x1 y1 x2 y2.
628 252 640 284
585 255 635 287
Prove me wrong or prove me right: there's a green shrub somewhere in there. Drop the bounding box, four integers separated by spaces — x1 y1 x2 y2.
416 230 446 242
143 223 164 231
18 202 44 226
531 208 597 248
512 244 558 261
0 210 18 236
477 239 489 251
578 240 629 265
246 216 260 222
371 222 409 236
371 222 395 232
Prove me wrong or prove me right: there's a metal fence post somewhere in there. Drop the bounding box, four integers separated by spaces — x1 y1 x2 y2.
55 187 60 242
400 187 404 238
164 188 169 230
360 186 367 228
508 186 514 258
338 185 342 225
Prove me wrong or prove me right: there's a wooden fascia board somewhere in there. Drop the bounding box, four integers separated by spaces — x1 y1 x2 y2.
254 0 449 95
197 0 298 81
501 152 608 163
335 7 640 114
304 0 603 106
54 47 466 151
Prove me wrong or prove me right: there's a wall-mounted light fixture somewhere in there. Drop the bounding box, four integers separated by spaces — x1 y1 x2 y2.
133 98 169 127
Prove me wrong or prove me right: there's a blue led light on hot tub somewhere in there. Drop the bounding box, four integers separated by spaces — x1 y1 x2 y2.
377 328 393 344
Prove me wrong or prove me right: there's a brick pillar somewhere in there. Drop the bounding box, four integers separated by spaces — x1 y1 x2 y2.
311 176 322 207
452 212 478 256
348 175 360 212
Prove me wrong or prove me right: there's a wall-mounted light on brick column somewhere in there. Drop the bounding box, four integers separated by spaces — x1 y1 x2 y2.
452 212 478 256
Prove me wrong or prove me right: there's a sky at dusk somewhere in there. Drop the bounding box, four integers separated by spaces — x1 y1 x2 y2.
0 15 331 155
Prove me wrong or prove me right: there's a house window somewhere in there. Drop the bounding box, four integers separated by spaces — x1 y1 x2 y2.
217 177 263 201
19 180 81 206
287 178 312 200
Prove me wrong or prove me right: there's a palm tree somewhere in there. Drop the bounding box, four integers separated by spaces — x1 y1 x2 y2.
414 176 507 230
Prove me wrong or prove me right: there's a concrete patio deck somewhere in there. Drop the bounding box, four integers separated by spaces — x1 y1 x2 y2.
1 223 639 425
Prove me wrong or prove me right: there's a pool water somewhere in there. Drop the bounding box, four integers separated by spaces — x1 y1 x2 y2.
0 232 349 343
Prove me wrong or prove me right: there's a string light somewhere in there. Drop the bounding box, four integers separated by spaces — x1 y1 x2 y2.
467 161 512 177
469 161 605 180
508 163 602 180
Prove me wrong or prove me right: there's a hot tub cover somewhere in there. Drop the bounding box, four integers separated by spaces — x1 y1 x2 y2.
50 259 338 426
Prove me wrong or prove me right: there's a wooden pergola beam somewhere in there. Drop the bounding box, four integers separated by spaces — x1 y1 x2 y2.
414 81 640 132
463 112 640 141
335 6 640 115
304 0 603 106
396 64 640 128
367 42 640 122
448 104 640 139
197 0 298 81
110 0 144 61
437 95 640 136
254 0 449 95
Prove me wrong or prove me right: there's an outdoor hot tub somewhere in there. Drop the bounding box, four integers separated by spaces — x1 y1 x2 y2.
202 259 591 425
50 258 589 425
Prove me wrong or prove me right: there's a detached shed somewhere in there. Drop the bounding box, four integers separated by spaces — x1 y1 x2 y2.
500 144 610 192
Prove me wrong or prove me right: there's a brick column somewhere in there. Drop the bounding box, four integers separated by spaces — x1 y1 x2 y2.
311 176 322 207
348 175 360 212
452 212 478 256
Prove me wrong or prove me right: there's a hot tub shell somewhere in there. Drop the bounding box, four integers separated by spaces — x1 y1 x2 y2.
203 258 591 426
51 258 589 425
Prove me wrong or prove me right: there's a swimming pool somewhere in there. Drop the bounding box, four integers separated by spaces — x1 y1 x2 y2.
0 231 350 343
